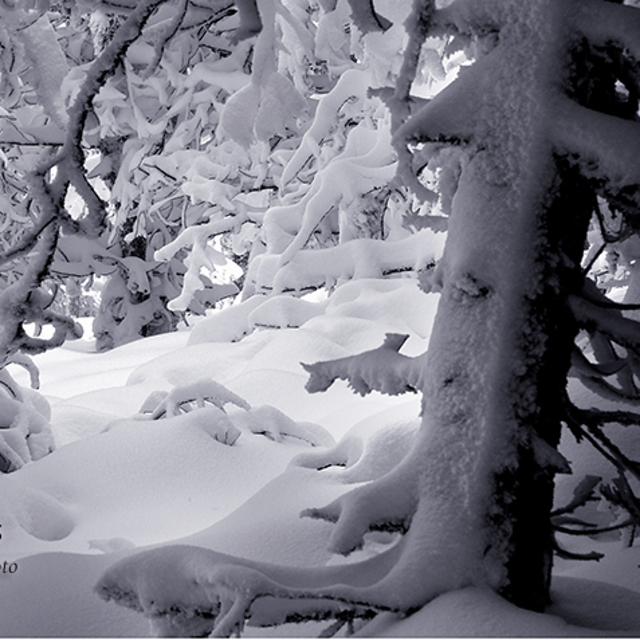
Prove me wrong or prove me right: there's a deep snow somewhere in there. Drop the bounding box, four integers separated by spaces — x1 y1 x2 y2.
0 277 639 637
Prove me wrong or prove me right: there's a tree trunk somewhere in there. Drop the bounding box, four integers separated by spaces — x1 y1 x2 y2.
388 0 597 609
495 164 593 609
391 155 590 611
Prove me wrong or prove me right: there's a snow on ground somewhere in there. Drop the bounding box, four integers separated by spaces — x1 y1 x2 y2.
1 277 639 637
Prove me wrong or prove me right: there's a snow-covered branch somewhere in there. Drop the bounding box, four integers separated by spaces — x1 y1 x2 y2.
575 0 640 65
61 0 170 238
96 544 391 637
552 97 640 212
569 292 640 359
303 333 422 396
247 227 444 294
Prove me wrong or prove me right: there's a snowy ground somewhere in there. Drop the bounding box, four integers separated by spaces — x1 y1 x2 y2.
1 277 639 637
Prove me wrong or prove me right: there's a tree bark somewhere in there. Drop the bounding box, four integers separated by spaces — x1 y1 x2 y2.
391 0 600 610
495 164 593 609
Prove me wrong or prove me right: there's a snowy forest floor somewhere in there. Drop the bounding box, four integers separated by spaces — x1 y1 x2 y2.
1 277 639 637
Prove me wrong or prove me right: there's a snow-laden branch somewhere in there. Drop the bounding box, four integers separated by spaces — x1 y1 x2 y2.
575 0 640 65
0 222 62 366
221 0 307 148
0 212 58 268
280 69 372 186
155 217 241 262
570 345 625 379
140 378 251 418
96 544 395 637
391 0 434 125
391 39 507 200
142 0 189 78
247 227 444 294
0 12 69 130
389 0 434 201
0 368 54 472
267 118 397 257
552 96 640 208
570 292 640 358
303 333 422 396
152 216 242 311
138 377 333 447
393 48 496 150
60 0 170 238
434 0 502 38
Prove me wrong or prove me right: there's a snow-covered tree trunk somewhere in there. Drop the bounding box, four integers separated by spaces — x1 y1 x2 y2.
415 161 590 609
378 0 591 609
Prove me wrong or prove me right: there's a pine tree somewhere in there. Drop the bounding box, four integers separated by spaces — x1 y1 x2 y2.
96 0 640 634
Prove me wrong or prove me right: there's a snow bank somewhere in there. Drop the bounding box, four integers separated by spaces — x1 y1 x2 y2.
2 274 638 637
359 578 640 637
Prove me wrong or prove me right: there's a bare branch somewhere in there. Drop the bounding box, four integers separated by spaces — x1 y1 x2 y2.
554 519 637 536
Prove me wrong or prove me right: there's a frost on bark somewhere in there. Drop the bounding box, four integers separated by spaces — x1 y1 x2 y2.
96 0 640 634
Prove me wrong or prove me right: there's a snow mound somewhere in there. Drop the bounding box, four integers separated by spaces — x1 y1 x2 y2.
248 294 326 329
188 295 267 344
358 578 640 637
294 400 420 483
0 474 74 542
47 404 117 447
